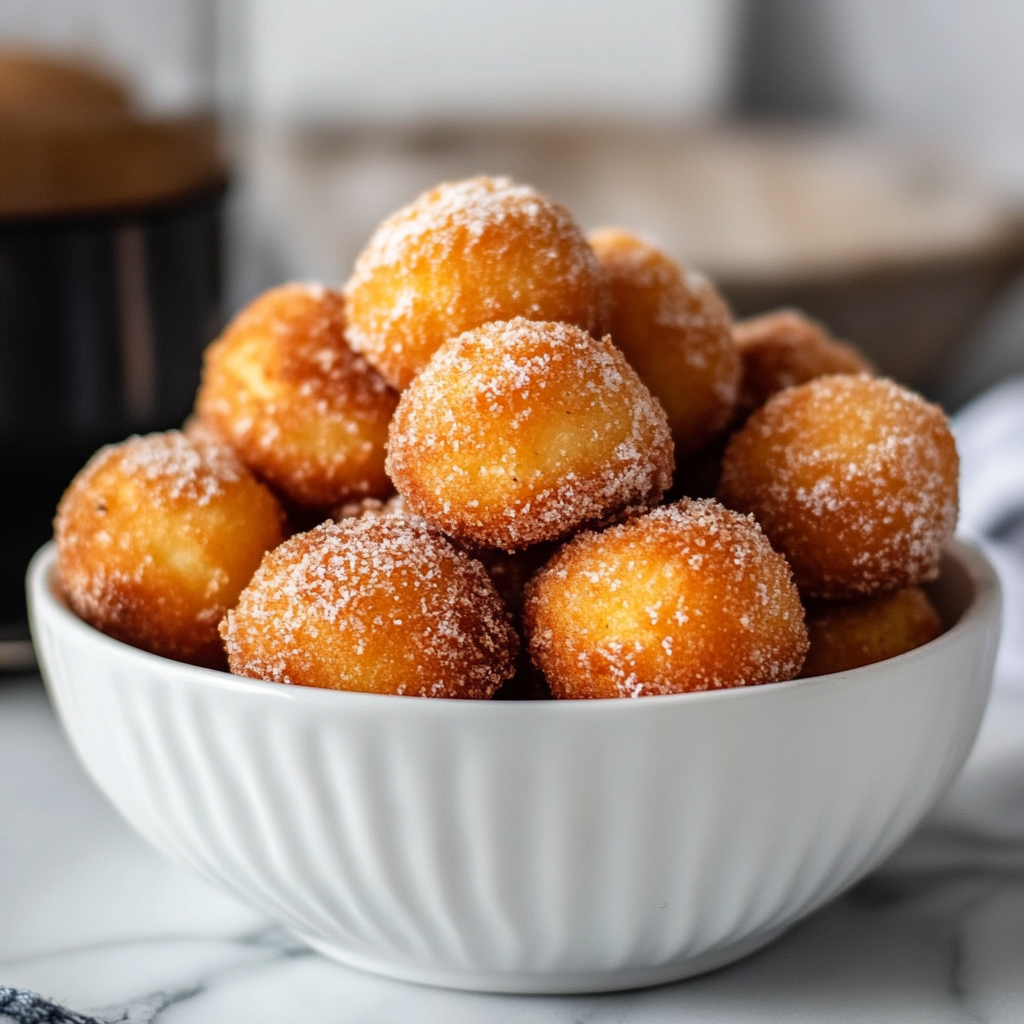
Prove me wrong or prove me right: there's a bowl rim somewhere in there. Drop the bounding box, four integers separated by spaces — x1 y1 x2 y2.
27 538 1000 715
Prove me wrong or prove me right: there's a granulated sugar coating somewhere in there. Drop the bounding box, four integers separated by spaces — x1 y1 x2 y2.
588 228 740 458
733 308 872 420
55 431 285 668
196 283 397 509
524 498 808 698
331 492 420 525
328 492 549 628
718 375 959 599
386 318 674 550
800 586 942 678
221 518 518 697
343 176 608 390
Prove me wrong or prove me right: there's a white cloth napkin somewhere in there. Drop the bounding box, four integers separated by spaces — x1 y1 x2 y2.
953 377 1024 694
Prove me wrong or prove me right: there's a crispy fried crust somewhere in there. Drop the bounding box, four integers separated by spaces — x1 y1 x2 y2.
55 431 285 668
386 318 674 549
221 517 518 697
344 177 609 390
525 498 808 698
800 586 943 677
197 283 397 509
589 228 740 458
718 375 958 598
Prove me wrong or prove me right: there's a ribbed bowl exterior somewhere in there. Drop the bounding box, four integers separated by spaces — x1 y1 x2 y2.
28 541 1000 993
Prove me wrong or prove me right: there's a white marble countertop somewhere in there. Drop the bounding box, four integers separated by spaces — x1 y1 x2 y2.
2 672 1023 1023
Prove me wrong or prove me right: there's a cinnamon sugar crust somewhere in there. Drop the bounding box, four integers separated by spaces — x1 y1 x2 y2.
344 176 609 390
221 517 518 698
525 498 808 698
386 318 674 550
55 431 285 668
718 375 958 598
197 283 397 509
589 228 740 458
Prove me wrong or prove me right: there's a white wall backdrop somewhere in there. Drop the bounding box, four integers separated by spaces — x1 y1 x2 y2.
0 0 215 112
244 0 741 123
744 0 1024 195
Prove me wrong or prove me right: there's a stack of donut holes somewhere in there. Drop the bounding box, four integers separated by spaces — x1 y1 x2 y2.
55 175 958 699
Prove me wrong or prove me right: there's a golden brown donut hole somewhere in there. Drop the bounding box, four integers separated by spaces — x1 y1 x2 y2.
733 308 872 419
344 177 609 390
524 499 808 698
718 375 959 599
221 517 518 698
55 431 285 668
196 283 397 509
386 318 674 550
800 587 943 677
588 228 740 458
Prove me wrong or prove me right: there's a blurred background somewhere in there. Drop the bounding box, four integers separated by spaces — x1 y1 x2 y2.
3 0 1024 661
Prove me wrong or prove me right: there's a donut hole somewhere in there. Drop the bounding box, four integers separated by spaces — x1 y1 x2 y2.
525 499 808 698
345 177 608 389
387 319 674 549
221 517 519 697
197 283 397 509
589 228 739 458
718 375 959 598
801 587 943 677
733 308 872 419
55 432 285 668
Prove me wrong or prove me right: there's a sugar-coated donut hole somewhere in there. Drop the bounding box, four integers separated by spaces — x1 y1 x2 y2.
221 518 519 698
524 499 808 699
328 491 553 700
718 375 959 599
196 283 397 509
800 586 943 677
344 177 609 390
733 308 872 419
55 431 285 668
588 228 740 458
386 318 674 550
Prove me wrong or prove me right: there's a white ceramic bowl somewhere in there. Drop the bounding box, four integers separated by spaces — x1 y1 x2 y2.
28 540 1000 994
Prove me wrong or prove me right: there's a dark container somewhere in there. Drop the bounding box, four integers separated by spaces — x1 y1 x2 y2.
0 181 227 644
